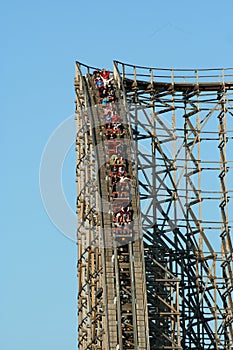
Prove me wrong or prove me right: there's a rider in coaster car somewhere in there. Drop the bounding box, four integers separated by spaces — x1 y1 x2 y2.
95 70 104 89
104 112 112 128
100 68 111 87
99 88 109 104
121 206 130 223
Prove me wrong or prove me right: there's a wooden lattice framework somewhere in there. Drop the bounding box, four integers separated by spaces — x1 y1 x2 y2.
75 61 233 350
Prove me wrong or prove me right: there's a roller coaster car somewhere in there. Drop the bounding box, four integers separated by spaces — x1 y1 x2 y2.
111 191 130 199
113 227 133 238
120 191 130 198
109 166 127 178
105 140 122 155
113 182 131 192
112 201 129 213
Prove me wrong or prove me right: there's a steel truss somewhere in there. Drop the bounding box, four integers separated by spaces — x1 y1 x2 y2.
75 61 233 350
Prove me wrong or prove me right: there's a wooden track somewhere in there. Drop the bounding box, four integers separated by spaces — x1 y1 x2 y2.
75 61 233 350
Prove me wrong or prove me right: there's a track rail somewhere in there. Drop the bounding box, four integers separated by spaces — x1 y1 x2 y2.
76 63 149 349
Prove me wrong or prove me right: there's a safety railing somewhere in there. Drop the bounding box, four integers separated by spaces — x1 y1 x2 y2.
114 60 233 85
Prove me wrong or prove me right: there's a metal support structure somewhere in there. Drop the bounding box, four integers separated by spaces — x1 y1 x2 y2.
75 61 233 350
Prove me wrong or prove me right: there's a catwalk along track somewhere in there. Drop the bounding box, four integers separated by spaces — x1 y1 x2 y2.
75 61 233 350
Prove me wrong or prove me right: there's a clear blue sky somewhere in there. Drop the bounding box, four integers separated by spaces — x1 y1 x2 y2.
1 1 233 349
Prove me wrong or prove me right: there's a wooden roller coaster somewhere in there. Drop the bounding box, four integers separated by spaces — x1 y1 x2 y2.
75 61 233 350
